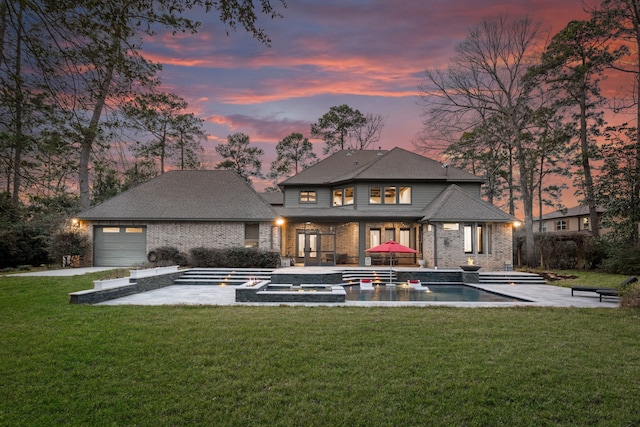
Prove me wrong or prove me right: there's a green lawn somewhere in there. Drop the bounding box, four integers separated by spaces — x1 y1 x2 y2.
1 273 639 426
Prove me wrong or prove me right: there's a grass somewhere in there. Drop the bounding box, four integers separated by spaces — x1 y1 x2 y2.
1 272 640 426
522 268 631 289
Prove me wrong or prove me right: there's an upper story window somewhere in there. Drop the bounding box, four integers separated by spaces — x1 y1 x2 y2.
556 220 567 231
299 190 316 203
333 187 354 206
369 186 412 205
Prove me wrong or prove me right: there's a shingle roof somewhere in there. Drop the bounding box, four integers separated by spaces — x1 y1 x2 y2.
259 191 284 206
538 205 606 220
275 206 427 221
279 147 483 186
77 170 279 221
421 185 516 223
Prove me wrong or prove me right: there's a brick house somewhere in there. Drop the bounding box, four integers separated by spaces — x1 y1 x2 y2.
75 170 280 266
75 148 517 269
275 147 517 270
532 205 609 234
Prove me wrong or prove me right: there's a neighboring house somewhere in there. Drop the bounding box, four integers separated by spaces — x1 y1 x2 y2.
74 148 518 269
75 170 280 267
532 205 608 234
275 147 517 270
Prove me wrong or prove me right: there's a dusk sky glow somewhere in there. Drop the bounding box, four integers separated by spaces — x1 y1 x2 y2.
143 0 591 195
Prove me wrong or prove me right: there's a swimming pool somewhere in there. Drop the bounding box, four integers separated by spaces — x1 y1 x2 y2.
343 284 528 303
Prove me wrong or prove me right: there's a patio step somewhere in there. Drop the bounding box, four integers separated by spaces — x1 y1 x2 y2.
478 272 546 286
341 269 397 284
174 268 274 285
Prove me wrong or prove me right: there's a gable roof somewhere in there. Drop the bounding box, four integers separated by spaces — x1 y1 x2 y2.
421 185 516 223
279 147 483 186
77 170 279 221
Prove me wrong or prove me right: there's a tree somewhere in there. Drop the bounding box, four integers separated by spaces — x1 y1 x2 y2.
596 124 639 240
124 92 205 174
171 112 206 171
268 132 316 188
445 115 512 208
418 15 548 266
590 0 640 246
311 105 367 154
38 0 284 211
530 19 624 237
353 113 386 150
215 132 264 185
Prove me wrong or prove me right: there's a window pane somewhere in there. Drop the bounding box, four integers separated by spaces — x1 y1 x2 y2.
344 187 354 205
333 189 343 206
400 229 410 247
464 224 473 253
245 224 259 247
125 227 143 233
443 223 459 231
399 187 411 204
477 225 484 254
300 190 316 203
385 228 395 242
369 229 381 248
102 227 120 233
369 187 381 204
384 186 396 204
297 233 305 258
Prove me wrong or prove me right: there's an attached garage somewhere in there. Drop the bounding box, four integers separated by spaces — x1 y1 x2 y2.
93 226 147 267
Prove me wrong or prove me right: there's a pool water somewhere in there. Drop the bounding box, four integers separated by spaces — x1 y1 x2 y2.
343 284 526 303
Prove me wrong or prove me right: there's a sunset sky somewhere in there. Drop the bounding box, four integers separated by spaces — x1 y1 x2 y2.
143 0 591 196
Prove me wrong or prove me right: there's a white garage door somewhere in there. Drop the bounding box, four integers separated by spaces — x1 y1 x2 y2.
94 226 147 267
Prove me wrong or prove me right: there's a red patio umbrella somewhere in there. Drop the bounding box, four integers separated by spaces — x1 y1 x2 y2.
366 240 417 285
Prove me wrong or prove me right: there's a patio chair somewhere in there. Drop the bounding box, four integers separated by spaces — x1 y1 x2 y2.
571 276 638 298
360 278 374 290
408 279 430 291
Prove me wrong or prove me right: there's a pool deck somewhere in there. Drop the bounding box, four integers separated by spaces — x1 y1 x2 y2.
96 282 619 308
17 266 619 308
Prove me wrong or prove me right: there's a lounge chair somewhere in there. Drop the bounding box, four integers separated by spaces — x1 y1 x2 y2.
571 276 638 298
596 288 622 302
360 279 374 290
408 279 430 291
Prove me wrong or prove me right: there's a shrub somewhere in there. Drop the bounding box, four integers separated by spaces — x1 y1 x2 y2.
600 243 640 275
188 247 279 268
147 246 190 266
0 224 50 269
620 283 640 308
47 229 90 266
189 247 225 267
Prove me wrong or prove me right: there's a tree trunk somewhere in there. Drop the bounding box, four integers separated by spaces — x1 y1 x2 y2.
79 35 119 211
10 2 23 206
579 85 599 238
634 25 640 247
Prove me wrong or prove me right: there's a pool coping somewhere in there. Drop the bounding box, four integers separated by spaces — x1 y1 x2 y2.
96 282 619 308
